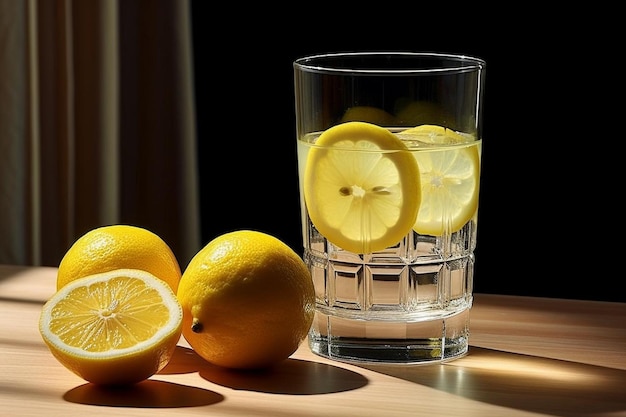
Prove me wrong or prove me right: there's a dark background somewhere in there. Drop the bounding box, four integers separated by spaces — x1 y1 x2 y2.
190 4 619 302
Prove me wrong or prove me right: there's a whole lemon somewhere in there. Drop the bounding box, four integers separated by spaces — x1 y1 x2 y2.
57 224 182 293
177 230 315 370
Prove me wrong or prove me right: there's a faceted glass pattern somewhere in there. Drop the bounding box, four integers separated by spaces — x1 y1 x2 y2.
304 214 475 363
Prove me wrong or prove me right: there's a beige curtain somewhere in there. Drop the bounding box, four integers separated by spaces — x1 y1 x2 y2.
0 0 200 268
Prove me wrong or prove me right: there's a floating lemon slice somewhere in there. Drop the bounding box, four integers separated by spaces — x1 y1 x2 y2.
39 268 183 385
303 121 420 254
402 125 480 236
340 106 398 126
394 100 453 128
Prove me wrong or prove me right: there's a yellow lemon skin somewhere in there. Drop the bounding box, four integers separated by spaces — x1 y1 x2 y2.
57 224 182 293
177 230 315 370
39 269 183 386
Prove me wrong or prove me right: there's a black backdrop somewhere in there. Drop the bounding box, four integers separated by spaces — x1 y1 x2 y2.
190 3 620 303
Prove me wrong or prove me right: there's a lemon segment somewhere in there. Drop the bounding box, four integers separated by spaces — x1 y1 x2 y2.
39 268 183 386
402 125 480 236
303 121 420 254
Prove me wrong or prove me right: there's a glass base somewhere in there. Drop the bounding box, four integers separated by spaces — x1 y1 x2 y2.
308 308 470 365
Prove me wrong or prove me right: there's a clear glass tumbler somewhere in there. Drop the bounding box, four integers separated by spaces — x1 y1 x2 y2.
293 52 486 364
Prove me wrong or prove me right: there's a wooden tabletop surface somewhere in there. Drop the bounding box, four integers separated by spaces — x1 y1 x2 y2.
1 264 625 417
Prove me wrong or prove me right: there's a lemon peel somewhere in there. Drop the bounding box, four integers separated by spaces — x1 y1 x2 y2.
177 230 314 370
57 224 181 293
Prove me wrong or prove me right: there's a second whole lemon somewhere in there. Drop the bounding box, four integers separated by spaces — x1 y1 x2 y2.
177 230 315 370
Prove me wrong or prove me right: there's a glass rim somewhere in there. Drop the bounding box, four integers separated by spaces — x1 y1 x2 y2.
294 51 486 75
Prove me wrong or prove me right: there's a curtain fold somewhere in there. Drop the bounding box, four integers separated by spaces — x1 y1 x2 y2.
0 0 200 268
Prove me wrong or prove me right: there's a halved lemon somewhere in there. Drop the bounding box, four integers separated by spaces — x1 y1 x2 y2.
39 268 183 385
303 121 420 254
402 125 480 236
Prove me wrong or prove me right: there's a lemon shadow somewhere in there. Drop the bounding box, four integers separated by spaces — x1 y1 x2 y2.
158 345 208 374
359 346 626 417
64 379 224 408
199 358 368 395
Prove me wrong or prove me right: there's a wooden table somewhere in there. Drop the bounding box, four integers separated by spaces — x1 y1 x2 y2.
2 264 625 416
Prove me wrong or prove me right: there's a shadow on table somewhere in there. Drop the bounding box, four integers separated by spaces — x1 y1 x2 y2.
163 345 368 395
63 347 224 407
360 346 626 417
64 345 368 406
199 357 369 395
64 379 224 408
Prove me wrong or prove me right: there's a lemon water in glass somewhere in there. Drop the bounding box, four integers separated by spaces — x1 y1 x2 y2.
294 52 486 364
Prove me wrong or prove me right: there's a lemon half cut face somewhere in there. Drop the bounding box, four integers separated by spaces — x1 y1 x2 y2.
39 268 183 386
303 121 421 254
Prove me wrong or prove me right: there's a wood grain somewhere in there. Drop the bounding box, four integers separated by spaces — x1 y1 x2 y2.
1 265 625 416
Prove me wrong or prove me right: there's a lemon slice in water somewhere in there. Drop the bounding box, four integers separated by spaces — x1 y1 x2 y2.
402 125 480 236
340 106 397 126
303 121 420 254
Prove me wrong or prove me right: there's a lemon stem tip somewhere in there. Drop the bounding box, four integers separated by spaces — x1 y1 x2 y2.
191 318 203 333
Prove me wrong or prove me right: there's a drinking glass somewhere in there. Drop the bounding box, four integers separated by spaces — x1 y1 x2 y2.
293 52 486 364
